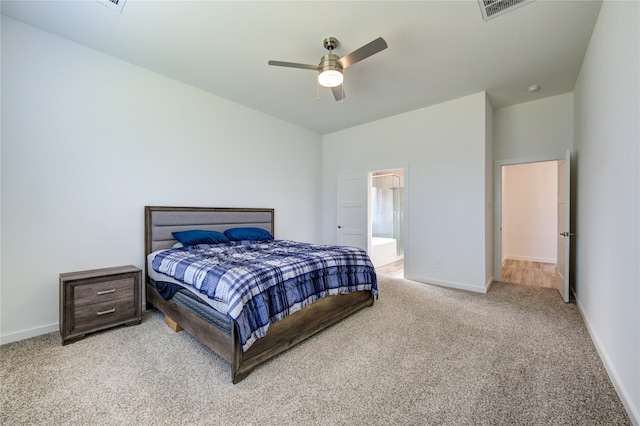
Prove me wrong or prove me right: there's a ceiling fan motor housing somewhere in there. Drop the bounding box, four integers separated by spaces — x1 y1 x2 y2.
319 53 342 73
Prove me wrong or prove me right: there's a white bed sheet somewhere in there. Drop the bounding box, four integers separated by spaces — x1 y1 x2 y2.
147 250 229 314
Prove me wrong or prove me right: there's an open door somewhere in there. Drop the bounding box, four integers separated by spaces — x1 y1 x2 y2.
556 150 572 302
337 174 368 250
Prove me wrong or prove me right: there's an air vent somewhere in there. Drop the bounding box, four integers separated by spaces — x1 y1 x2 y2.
479 0 534 21
96 0 127 14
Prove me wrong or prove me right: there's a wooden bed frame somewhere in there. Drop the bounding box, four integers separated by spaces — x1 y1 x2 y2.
144 206 375 383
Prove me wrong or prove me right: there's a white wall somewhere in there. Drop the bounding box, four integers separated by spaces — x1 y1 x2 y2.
502 161 557 264
573 1 639 422
323 93 491 293
493 94 573 162
0 17 323 343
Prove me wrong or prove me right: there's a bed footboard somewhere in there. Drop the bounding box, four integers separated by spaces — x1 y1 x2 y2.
233 290 374 383
148 281 374 383
146 282 234 362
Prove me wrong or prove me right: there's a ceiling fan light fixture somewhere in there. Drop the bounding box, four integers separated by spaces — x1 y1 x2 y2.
318 52 343 88
318 69 343 88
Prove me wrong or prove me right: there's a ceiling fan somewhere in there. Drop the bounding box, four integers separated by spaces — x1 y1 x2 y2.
268 36 388 101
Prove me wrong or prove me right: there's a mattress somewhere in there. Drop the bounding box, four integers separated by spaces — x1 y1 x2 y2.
170 290 232 335
147 250 229 313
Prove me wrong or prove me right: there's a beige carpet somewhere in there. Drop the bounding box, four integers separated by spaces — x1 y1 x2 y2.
1 278 630 425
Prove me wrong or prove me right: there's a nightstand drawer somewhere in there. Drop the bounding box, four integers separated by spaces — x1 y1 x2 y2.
74 277 135 307
74 298 136 330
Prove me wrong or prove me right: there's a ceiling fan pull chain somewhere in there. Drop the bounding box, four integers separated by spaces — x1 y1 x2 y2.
317 80 320 102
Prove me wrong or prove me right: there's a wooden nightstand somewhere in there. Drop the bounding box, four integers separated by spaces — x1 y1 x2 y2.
60 265 142 345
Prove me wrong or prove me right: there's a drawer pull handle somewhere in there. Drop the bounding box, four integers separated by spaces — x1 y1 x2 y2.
96 308 116 316
96 289 116 295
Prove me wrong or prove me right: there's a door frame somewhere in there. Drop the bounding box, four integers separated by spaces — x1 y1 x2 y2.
367 162 409 262
368 166 408 264
493 153 569 283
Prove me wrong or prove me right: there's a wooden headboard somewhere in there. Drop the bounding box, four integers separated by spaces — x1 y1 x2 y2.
144 206 275 256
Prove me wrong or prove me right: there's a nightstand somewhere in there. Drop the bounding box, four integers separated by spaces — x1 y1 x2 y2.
60 265 142 345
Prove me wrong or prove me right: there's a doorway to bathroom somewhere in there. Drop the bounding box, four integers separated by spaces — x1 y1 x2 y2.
370 169 405 278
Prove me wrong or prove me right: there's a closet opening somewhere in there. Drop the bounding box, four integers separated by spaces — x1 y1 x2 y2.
501 161 558 289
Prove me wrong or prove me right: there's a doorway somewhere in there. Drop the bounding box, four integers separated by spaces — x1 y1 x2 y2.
369 169 405 277
501 161 557 288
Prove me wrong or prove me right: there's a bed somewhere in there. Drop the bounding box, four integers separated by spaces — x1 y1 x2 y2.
144 206 377 383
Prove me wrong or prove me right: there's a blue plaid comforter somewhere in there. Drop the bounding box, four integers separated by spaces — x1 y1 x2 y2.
152 240 377 352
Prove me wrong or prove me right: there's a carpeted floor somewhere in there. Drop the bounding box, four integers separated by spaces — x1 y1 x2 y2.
0 277 631 425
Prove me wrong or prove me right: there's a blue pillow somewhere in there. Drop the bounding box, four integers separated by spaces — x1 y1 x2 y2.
172 230 230 245
224 227 274 241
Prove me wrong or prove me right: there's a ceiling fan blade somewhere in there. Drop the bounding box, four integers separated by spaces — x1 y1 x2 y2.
331 85 346 102
268 60 318 71
338 37 388 69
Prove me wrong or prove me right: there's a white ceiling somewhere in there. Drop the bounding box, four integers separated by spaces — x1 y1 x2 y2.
1 0 603 134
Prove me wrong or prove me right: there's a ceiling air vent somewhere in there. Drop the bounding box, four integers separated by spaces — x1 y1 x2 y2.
479 0 534 21
96 0 127 14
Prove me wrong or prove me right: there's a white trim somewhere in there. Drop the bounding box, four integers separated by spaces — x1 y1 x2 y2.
494 152 567 281
576 300 640 426
503 255 556 264
367 161 409 271
1 323 58 345
405 274 488 294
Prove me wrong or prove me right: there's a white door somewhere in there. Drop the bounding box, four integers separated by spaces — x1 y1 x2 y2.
337 174 368 250
556 150 571 302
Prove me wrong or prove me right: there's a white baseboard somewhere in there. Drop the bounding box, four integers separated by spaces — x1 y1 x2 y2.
503 255 556 264
576 299 639 425
404 274 487 294
0 323 59 345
